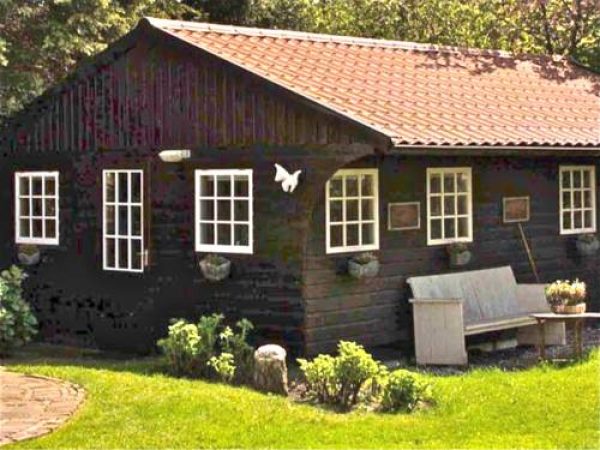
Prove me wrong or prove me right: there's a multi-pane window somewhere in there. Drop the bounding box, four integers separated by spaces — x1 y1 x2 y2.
103 170 145 272
427 167 473 245
559 166 596 234
195 169 253 254
15 171 59 245
326 169 379 254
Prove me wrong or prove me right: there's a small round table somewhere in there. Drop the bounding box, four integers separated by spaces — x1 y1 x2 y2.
530 313 600 361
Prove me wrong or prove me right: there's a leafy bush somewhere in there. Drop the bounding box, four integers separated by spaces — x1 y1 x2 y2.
0 266 37 354
157 313 255 384
380 369 433 413
298 341 381 409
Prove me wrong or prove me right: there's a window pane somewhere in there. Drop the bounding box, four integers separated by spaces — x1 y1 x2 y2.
346 199 359 221
430 219 442 240
44 176 56 195
361 199 373 220
200 223 215 245
217 224 231 245
19 198 30 216
458 217 469 238
444 218 455 239
330 225 343 247
46 219 56 239
362 223 374 245
361 175 373 196
106 205 115 235
346 176 359 197
562 192 571 209
131 240 142 270
574 211 583 229
444 196 455 215
234 176 249 197
131 206 142 236
430 174 441 194
329 178 343 197
457 195 468 215
200 176 214 196
234 225 249 246
584 191 592 208
19 177 30 195
584 211 593 229
200 200 214 220
573 171 581 188
217 200 231 220
118 173 129 202
563 212 572 230
574 191 582 208
430 196 441 216
118 206 128 235
561 172 570 189
582 170 591 188
32 177 43 195
106 238 116 268
234 200 248 222
32 219 43 238
443 174 455 193
131 172 142 203
45 198 56 216
105 172 116 202
456 173 469 193
217 175 231 197
20 219 30 238
118 239 129 269
32 198 43 217
346 224 359 246
330 200 343 222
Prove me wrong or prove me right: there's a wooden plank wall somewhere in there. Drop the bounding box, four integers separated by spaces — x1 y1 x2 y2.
303 155 600 355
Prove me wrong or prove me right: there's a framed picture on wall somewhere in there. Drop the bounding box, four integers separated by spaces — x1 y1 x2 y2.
388 202 421 230
503 196 530 223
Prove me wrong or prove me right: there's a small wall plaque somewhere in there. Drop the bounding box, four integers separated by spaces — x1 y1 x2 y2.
503 196 530 223
388 202 421 230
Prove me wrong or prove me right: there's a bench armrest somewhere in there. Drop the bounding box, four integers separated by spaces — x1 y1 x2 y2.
409 298 463 304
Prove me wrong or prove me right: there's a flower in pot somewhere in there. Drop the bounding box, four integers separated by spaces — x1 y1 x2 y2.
17 244 41 266
347 252 379 279
447 242 472 267
199 254 231 282
576 233 599 257
545 279 587 314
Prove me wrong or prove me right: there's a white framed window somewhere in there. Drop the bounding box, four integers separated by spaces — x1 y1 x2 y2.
195 169 253 254
427 167 473 245
325 168 379 254
103 170 145 272
559 165 596 235
15 171 60 245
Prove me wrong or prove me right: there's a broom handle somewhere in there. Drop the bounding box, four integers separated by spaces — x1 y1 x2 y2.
518 223 540 283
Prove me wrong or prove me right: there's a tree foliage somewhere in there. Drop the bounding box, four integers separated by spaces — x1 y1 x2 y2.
1 0 598 119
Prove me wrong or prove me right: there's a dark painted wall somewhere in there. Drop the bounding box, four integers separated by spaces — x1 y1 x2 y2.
303 154 600 355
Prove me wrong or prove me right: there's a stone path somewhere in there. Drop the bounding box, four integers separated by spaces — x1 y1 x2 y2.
0 371 85 446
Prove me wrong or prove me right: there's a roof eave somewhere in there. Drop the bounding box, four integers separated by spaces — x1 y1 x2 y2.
391 143 600 156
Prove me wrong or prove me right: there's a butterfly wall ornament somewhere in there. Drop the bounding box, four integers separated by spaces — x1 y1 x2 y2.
274 163 302 193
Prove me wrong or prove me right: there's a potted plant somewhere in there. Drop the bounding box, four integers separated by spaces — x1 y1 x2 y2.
17 244 41 266
447 243 472 267
348 252 379 279
576 233 599 257
199 254 231 282
545 279 587 314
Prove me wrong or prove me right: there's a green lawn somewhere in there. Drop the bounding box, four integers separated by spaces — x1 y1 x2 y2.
5 349 600 449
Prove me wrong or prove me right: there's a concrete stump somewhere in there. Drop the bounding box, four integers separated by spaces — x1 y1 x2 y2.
253 344 288 395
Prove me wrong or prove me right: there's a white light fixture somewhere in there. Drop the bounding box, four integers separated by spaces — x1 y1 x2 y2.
158 149 191 163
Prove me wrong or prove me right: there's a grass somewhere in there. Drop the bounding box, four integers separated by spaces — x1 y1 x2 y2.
4 348 600 449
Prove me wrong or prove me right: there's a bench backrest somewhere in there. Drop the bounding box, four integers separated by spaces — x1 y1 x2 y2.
407 266 520 325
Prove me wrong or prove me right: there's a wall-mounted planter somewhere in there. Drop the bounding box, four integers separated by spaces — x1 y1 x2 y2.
199 255 232 282
576 234 599 257
17 245 41 266
447 244 472 268
347 253 379 279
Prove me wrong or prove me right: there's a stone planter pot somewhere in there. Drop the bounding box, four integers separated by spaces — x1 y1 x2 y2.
449 250 472 268
348 259 379 279
551 303 586 314
576 237 599 257
199 258 231 282
17 247 41 266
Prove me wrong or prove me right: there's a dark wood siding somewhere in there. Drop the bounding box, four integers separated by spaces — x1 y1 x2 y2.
303 155 600 355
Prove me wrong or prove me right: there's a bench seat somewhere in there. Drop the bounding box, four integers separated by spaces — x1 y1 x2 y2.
464 314 538 335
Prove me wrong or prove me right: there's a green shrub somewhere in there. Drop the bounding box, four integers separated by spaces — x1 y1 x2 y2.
157 319 201 376
0 266 37 354
208 352 236 383
298 341 381 409
221 318 255 384
380 369 433 413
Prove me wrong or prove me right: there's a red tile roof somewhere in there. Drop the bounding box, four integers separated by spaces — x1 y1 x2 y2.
146 18 600 148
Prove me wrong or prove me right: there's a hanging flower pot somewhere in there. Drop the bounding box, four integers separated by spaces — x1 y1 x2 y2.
545 279 587 314
576 234 599 257
447 243 472 268
199 254 231 282
17 244 41 266
348 252 379 279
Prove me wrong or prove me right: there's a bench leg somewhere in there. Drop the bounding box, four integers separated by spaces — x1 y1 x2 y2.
517 322 566 346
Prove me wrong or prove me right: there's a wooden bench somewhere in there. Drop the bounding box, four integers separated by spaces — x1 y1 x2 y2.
407 266 566 365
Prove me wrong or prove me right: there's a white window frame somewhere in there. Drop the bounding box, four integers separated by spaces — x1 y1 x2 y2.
325 168 380 254
559 165 597 235
102 169 145 273
14 171 60 245
194 169 253 254
426 167 473 246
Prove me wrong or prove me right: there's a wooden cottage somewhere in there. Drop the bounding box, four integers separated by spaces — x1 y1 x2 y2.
1 18 598 355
